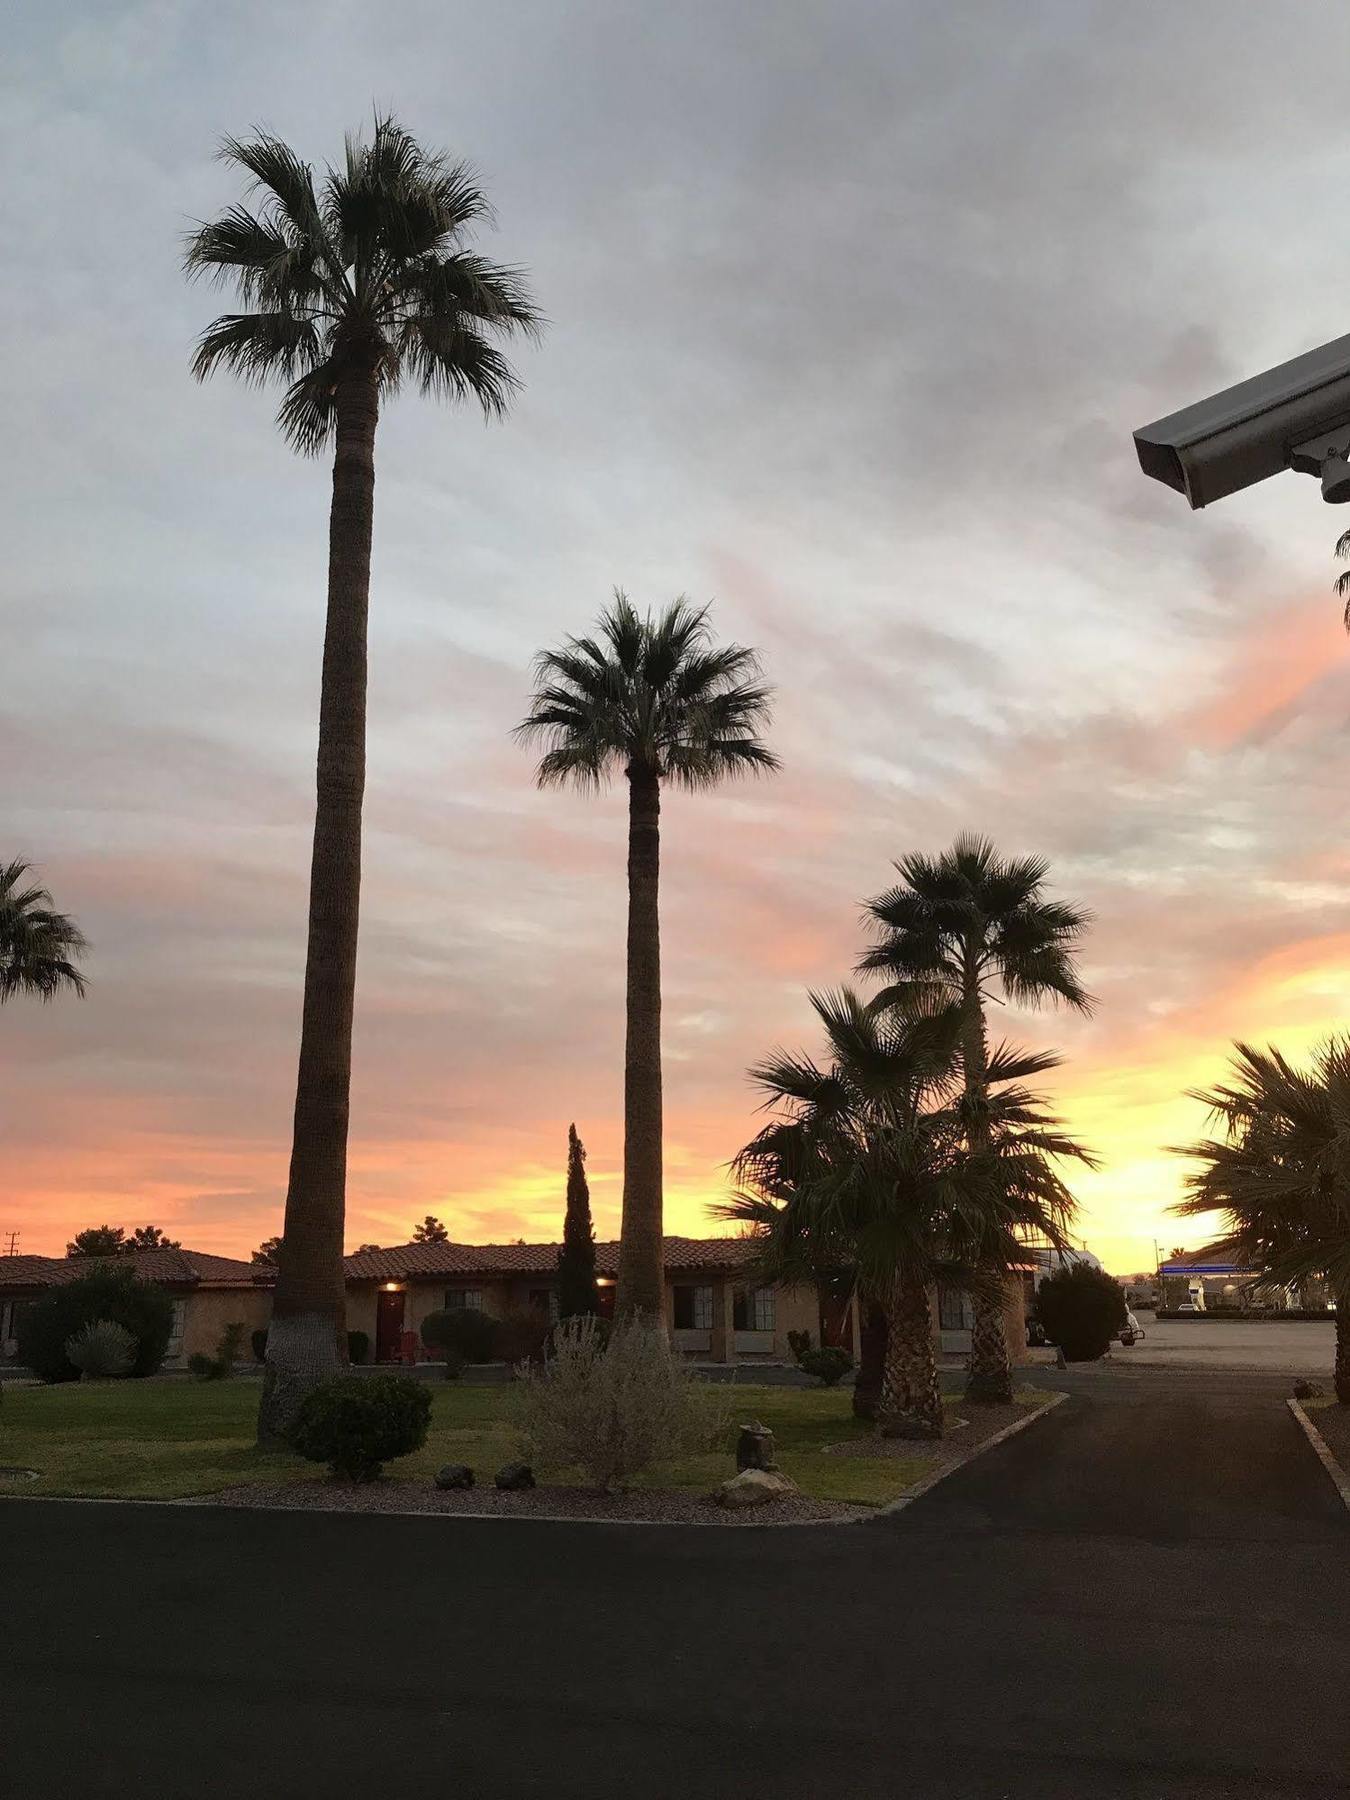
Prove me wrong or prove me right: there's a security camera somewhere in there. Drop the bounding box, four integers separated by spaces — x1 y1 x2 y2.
1134 331 1350 508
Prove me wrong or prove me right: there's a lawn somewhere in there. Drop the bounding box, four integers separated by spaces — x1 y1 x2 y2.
0 1377 1049 1508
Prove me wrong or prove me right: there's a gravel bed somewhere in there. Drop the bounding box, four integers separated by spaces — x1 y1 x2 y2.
823 1395 1050 1463
201 1479 863 1526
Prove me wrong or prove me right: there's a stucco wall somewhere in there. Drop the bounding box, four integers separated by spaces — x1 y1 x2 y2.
180 1287 273 1362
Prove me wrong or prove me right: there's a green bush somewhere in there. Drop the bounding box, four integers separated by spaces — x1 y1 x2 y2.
493 1305 551 1367
190 1321 245 1381
786 1329 813 1364
251 1328 268 1363
288 1374 431 1481
1035 1265 1127 1362
347 1329 370 1366
65 1319 135 1380
797 1345 854 1387
17 1264 174 1383
421 1307 496 1365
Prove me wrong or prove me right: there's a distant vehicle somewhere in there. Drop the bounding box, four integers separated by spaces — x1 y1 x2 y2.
1177 1302 1198 1313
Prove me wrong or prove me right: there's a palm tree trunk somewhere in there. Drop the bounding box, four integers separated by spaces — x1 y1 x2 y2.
962 977 1014 1404
1336 1279 1350 1406
852 1293 888 1422
615 765 664 1320
879 1270 943 1439
258 363 378 1446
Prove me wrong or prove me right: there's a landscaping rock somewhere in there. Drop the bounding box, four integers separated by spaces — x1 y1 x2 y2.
434 1463 474 1490
1293 1379 1326 1400
494 1460 535 1491
714 1468 798 1509
736 1422 778 1472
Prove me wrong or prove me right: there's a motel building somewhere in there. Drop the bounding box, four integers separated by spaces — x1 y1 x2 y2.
2 1236 1030 1373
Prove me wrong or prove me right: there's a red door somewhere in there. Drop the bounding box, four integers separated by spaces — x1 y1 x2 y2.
375 1289 405 1363
819 1280 853 1350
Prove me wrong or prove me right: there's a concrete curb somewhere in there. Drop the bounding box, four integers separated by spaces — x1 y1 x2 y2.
1288 1398 1350 1515
869 1388 1070 1520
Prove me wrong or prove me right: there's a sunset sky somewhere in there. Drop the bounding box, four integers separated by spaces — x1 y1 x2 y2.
7 3 1350 1273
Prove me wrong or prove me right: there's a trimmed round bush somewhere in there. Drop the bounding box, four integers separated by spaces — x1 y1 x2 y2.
347 1329 370 1366
17 1264 174 1383
421 1306 496 1365
287 1374 431 1481
65 1319 135 1380
797 1345 854 1387
1035 1265 1127 1362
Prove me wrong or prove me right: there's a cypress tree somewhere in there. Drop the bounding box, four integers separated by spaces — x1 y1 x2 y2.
557 1124 600 1319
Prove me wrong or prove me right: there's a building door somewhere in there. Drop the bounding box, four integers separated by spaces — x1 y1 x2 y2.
819 1279 853 1350
375 1289 405 1362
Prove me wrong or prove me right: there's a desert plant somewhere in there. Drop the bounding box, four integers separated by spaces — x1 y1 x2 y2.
190 1321 246 1380
186 117 540 1444
421 1307 497 1366
64 1319 135 1380
797 1345 854 1387
1035 1264 1126 1361
288 1374 431 1481
17 1264 174 1383
860 836 1092 1402
517 596 777 1319
514 1315 723 1493
347 1329 370 1366
0 858 87 1003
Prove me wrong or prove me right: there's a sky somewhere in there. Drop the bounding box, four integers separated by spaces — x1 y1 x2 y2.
6 1 1350 1273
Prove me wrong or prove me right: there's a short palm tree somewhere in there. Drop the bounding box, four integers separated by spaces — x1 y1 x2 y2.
0 860 87 1003
860 835 1092 1403
1174 1038 1350 1403
517 594 777 1318
722 990 1081 1436
186 116 540 1441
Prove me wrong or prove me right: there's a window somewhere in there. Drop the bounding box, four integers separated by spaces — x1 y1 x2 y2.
673 1285 714 1330
733 1286 775 1332
938 1285 973 1332
528 1287 559 1321
168 1298 187 1349
444 1289 484 1313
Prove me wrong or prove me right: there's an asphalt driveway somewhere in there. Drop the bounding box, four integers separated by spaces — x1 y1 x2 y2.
4 1368 1346 1799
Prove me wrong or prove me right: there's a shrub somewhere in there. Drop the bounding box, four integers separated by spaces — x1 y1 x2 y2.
288 1374 431 1481
65 1319 135 1380
797 1345 854 1387
347 1329 370 1366
786 1329 813 1364
189 1321 246 1381
421 1306 497 1366
17 1264 174 1383
514 1316 725 1493
251 1328 268 1363
1035 1265 1128 1362
493 1305 551 1367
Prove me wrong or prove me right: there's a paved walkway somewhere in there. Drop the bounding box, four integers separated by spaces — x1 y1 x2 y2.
4 1368 1346 1798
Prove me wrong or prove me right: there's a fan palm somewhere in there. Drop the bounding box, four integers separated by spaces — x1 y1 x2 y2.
186 116 540 1441
517 594 777 1317
1174 1038 1350 1403
722 990 1082 1437
860 835 1092 1402
0 860 87 1003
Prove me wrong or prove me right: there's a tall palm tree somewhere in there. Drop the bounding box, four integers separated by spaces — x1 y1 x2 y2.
723 990 1082 1436
859 835 1092 1403
0 860 87 1003
517 594 777 1318
1174 1038 1350 1403
186 116 540 1441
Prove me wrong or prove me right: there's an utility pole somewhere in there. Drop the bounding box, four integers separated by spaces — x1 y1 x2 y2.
2 1230 18 1257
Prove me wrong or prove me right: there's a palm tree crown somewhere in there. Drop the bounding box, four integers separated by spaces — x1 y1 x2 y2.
515 592 779 790
858 833 1093 1018
1174 1039 1350 1402
0 860 88 1003
185 113 541 452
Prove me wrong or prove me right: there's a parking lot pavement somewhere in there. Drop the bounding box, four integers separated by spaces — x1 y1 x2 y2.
1114 1313 1335 1373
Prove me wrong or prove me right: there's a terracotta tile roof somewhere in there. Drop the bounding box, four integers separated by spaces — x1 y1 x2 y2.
0 1248 270 1290
343 1235 763 1282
